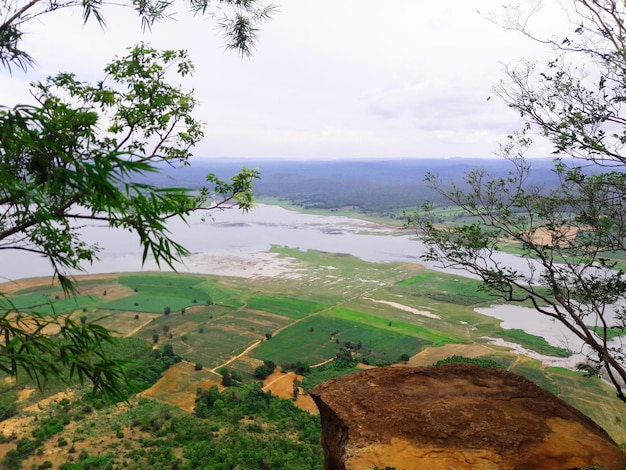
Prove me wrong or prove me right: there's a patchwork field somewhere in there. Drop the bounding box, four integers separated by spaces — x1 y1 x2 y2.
1 246 625 446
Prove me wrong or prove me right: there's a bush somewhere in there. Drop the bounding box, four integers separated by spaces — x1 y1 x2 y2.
431 355 504 369
254 364 271 380
282 361 310 375
194 363 203 371
222 373 232 387
1 449 21 470
254 360 277 380
162 343 176 357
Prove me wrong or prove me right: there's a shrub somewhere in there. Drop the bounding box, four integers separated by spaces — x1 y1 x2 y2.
431 355 504 370
254 365 271 379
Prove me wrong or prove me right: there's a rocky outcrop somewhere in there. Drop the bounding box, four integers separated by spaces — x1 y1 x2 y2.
310 364 626 470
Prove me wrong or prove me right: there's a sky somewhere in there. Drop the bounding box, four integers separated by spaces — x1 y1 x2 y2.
1 1 566 160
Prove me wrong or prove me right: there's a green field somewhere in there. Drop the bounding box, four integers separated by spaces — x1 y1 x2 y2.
251 314 433 365
246 294 327 319
3 248 626 445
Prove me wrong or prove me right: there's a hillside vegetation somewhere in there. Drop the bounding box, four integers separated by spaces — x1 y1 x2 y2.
137 158 565 220
1 247 625 468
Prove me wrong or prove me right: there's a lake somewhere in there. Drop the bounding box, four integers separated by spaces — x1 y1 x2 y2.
1 203 540 281
1 203 616 369
1 204 429 281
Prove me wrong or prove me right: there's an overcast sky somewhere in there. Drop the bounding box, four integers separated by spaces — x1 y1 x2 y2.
1 1 565 160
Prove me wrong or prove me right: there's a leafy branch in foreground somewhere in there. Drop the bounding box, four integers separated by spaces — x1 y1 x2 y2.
0 43 259 397
409 0 626 404
0 0 276 70
0 295 127 399
408 148 626 403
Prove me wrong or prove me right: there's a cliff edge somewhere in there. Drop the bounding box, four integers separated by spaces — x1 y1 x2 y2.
310 364 626 470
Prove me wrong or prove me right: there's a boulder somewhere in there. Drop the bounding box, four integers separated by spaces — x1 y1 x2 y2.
310 364 626 470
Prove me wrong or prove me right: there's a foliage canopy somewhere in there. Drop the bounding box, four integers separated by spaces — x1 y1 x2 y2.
408 0 626 402
0 0 275 70
0 1 270 397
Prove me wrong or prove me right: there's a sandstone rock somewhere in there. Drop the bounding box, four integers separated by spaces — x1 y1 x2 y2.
310 364 626 470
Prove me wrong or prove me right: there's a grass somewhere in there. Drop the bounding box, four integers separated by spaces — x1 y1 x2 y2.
118 273 206 291
198 279 248 308
2 292 99 315
544 366 626 445
510 361 559 394
590 326 625 341
246 294 327 319
397 271 497 306
326 307 462 345
496 328 571 357
251 314 435 365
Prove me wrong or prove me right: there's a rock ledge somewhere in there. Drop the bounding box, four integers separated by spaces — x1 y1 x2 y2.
310 364 626 470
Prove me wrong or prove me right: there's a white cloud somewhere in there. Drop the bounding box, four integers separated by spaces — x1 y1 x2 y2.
1 0 569 160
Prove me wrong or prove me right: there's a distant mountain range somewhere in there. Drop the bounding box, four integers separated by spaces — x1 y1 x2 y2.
140 158 579 217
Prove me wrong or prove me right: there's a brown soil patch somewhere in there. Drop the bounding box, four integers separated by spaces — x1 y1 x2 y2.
0 273 119 295
0 277 58 295
15 401 149 470
139 362 320 415
263 369 319 414
213 323 251 334
0 391 74 441
0 415 33 441
18 388 35 402
400 263 425 272
263 369 297 398
139 362 222 412
22 391 74 413
73 282 134 301
357 362 377 370
408 343 495 367
244 310 290 327
531 226 579 247
231 356 264 369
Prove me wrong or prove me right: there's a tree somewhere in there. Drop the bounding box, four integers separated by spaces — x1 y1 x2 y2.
0 1 272 399
253 360 276 380
221 370 233 387
194 384 220 417
162 344 175 357
0 0 275 71
408 0 626 402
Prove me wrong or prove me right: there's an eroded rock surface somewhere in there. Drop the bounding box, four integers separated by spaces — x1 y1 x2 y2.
310 364 626 470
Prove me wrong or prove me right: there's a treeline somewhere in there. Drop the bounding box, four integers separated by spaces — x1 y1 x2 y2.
140 158 571 218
